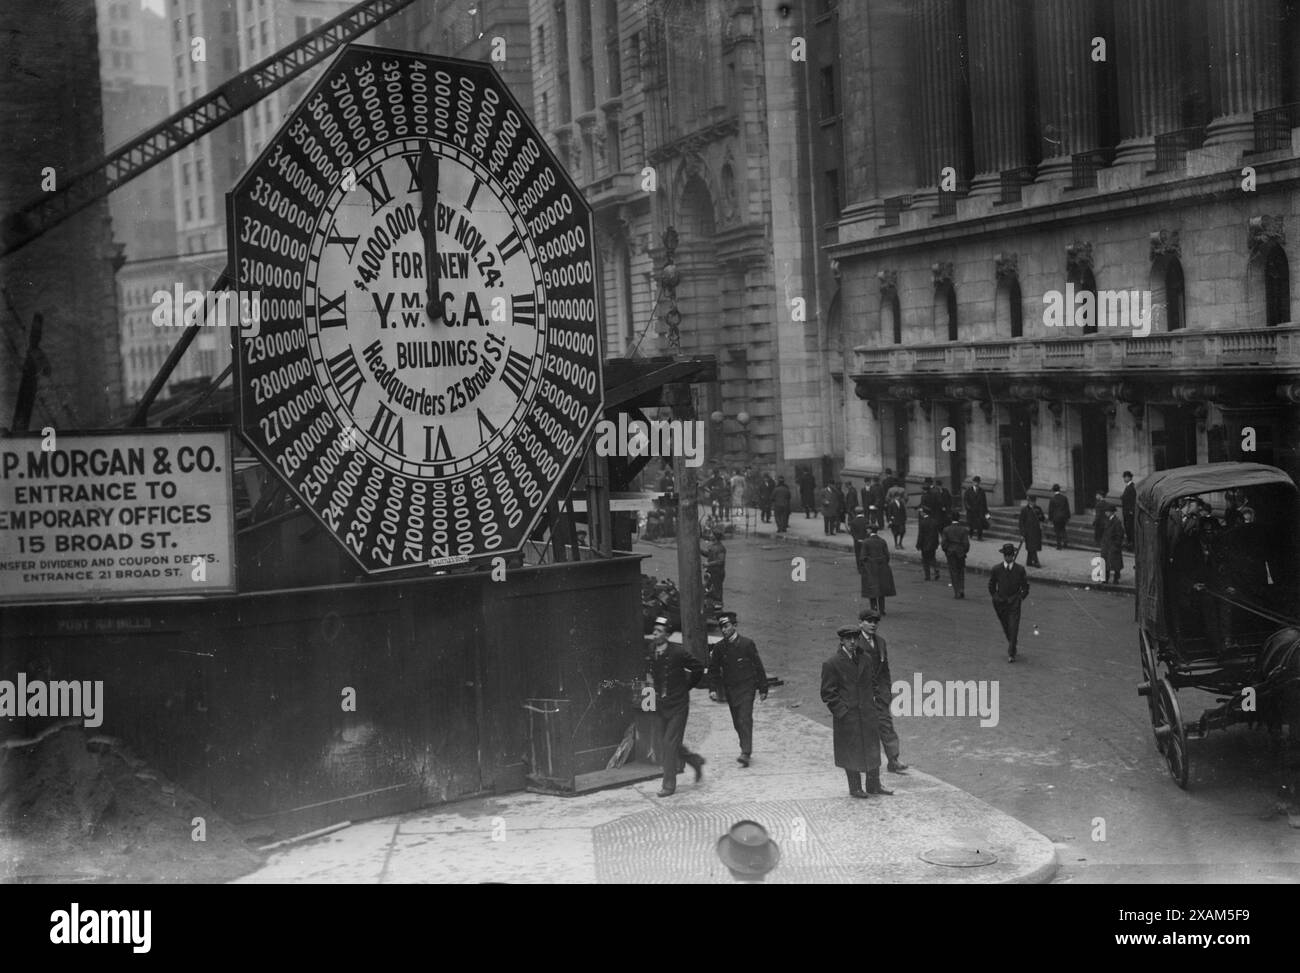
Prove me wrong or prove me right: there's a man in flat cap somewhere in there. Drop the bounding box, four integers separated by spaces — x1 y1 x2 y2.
988 544 1030 662
646 616 705 796
821 615 894 798
708 611 768 767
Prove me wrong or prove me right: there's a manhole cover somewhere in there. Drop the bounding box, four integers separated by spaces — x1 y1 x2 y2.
919 847 999 867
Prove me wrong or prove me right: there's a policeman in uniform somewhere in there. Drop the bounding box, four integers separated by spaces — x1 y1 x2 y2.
708 611 768 767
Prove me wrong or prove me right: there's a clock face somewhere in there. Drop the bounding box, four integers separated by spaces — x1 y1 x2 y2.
229 47 603 573
305 138 545 478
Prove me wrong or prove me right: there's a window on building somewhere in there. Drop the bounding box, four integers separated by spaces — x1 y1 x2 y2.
578 2 595 111
1265 247 1291 326
260 21 268 46
198 195 206 219
556 2 571 123
996 277 1023 338
1069 267 1098 334
883 291 902 345
606 117 621 171
296 16 307 37
196 158 205 183
183 199 192 222
819 66 836 119
173 18 181 42
537 25 545 61
540 91 549 129
247 26 255 50
1165 259 1185 330
628 32 641 86
221 12 231 33
187 12 195 35
175 53 183 77
936 281 959 341
824 169 841 218
182 162 191 186
605 0 621 97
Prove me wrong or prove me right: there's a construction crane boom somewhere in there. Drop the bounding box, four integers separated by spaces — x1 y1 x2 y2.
0 0 417 258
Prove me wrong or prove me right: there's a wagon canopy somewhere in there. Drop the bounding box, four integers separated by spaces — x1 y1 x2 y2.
1134 462 1298 636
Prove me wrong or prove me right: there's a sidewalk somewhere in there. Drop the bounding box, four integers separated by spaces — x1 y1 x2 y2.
234 697 1057 884
740 510 1135 592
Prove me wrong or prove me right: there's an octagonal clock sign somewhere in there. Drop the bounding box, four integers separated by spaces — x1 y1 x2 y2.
229 45 603 573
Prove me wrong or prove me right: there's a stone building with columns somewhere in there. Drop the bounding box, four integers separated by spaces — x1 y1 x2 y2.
822 0 1300 512
526 0 829 472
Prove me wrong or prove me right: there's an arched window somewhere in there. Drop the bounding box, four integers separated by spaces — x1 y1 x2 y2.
996 278 1023 338
1150 255 1186 331
935 281 958 341
1265 246 1290 327
882 290 902 345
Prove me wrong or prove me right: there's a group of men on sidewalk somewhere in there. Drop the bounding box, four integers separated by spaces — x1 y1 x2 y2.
645 608 907 800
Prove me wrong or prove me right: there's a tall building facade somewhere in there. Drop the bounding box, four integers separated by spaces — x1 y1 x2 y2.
525 0 827 472
825 0 1300 507
0 0 124 427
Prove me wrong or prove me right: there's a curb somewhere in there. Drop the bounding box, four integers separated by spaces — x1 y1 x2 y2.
752 531 1136 594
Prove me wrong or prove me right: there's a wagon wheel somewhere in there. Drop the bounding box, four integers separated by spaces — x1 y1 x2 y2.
1138 630 1160 730
1153 676 1190 789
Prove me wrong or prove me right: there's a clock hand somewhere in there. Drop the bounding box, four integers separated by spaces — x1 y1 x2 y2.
418 144 441 322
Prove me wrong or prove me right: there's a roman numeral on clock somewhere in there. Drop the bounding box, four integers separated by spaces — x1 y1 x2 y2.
476 408 498 444
499 347 531 397
402 153 423 193
326 347 366 412
359 167 393 215
368 402 405 453
319 291 347 329
512 293 536 328
327 227 358 260
423 424 452 462
497 228 523 262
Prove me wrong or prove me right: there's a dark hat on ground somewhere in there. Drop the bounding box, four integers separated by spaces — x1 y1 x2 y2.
716 820 780 878
837 626 860 638
1000 543 1018 556
716 610 738 624
858 608 881 622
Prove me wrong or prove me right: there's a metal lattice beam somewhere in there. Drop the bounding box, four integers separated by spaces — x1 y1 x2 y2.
1 0 416 257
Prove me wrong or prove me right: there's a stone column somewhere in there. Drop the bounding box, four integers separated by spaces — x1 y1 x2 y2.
1112 0 1182 165
910 0 969 205
1204 0 1284 151
1032 0 1100 182
967 0 1031 195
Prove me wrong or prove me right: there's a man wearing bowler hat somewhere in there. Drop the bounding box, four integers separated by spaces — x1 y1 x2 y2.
646 616 705 796
821 619 894 798
988 543 1031 662
708 611 768 767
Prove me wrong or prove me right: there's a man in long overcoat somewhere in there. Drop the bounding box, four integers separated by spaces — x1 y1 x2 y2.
771 476 792 533
647 617 705 796
1047 484 1071 550
916 506 941 580
1121 471 1137 551
758 471 775 523
821 620 893 798
1099 504 1125 583
962 476 989 540
886 491 908 550
858 524 896 615
940 514 971 598
707 611 768 767
821 481 842 535
1018 496 1045 567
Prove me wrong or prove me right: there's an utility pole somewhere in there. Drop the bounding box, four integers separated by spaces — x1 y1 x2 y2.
659 228 706 662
